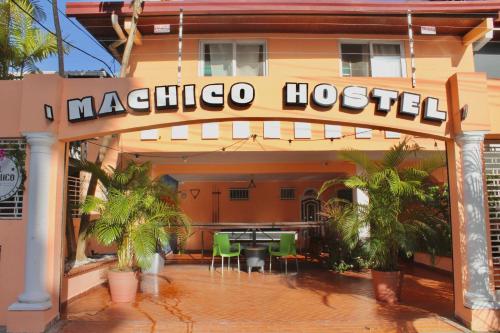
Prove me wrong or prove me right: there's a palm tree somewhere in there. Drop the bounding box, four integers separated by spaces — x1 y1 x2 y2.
80 161 190 270
320 137 446 272
0 0 59 79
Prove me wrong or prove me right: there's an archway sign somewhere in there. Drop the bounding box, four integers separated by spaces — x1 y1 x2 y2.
46 75 461 141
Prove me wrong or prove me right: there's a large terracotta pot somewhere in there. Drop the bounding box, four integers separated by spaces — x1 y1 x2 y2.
371 270 403 304
108 269 139 302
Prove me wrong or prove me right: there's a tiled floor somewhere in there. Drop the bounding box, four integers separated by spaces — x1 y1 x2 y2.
51 260 466 333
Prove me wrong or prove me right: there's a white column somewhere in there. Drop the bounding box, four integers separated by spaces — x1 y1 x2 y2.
353 166 370 239
456 131 499 309
9 132 55 311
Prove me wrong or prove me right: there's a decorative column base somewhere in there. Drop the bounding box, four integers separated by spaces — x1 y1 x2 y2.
8 300 51 311
465 292 500 310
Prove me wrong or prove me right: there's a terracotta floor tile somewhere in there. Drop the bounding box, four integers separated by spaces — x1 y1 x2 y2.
50 259 466 333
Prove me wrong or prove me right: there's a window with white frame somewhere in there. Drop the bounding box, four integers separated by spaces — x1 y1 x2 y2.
340 41 406 78
201 41 266 76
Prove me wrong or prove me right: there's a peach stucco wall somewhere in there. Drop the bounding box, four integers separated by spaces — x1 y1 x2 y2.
0 29 498 332
177 180 339 251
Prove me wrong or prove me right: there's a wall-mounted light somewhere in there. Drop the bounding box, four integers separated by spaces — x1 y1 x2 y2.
461 104 469 121
44 104 54 121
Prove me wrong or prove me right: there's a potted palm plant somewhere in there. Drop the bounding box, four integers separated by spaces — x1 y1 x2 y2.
81 161 190 302
320 138 444 304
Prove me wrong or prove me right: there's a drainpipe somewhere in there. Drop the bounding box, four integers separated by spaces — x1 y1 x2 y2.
109 12 127 61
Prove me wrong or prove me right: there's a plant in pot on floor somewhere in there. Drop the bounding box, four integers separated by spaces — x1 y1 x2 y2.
81 161 189 302
320 138 444 304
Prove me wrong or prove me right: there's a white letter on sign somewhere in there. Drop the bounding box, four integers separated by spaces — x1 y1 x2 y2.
312 84 337 108
155 85 178 110
202 84 224 107
285 83 308 106
371 88 398 113
67 96 97 122
399 92 420 117
183 84 196 109
98 91 126 117
128 88 150 112
230 83 254 106
423 97 446 122
342 86 368 110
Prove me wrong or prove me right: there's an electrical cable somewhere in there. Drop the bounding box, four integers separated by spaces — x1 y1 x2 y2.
83 127 398 162
9 0 115 76
42 0 116 68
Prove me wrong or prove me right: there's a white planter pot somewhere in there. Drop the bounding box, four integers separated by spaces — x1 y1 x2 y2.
142 253 165 274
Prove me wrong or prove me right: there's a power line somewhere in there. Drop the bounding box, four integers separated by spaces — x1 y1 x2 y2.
9 0 115 76
84 128 391 162
42 0 117 68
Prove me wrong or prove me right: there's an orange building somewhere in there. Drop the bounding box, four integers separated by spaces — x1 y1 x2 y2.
1 0 500 332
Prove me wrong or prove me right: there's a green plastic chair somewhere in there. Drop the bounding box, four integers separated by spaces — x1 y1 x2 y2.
211 233 241 272
269 233 298 274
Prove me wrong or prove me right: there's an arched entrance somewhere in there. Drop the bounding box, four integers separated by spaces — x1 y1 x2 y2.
1 73 498 332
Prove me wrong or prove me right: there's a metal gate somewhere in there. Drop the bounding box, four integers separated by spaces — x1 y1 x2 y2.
484 141 500 290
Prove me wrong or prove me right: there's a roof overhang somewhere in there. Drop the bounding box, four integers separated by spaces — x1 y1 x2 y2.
66 0 500 59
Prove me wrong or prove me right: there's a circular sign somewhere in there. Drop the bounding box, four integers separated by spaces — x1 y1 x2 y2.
0 157 22 202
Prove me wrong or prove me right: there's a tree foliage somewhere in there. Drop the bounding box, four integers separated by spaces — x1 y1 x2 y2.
80 161 190 271
320 137 448 272
0 0 61 79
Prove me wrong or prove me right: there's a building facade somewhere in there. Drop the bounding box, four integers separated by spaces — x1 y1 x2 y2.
1 0 500 331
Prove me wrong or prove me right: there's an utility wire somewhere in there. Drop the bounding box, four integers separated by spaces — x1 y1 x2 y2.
42 0 117 68
84 128 391 161
10 0 115 76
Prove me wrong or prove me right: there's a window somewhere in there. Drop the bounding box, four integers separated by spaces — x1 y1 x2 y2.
281 188 296 200
229 188 249 201
263 121 281 139
0 139 26 219
202 123 219 139
233 121 250 139
201 41 266 76
385 131 401 139
171 125 188 140
355 127 372 139
140 129 159 141
294 122 311 139
341 41 405 78
325 125 342 139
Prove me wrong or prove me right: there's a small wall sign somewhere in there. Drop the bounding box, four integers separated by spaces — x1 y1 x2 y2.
0 156 22 202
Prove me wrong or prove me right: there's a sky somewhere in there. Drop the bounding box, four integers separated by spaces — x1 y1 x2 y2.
37 0 119 75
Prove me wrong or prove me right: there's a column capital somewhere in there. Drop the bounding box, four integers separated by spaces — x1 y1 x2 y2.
23 132 55 146
455 131 488 146
22 132 55 154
